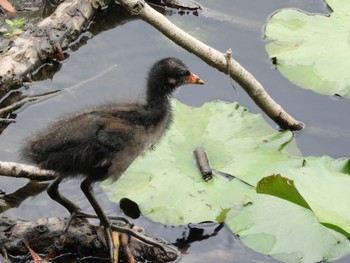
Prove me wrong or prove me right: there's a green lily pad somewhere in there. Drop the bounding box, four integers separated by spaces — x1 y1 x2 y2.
257 158 350 237
226 192 350 263
265 0 350 98
102 100 350 262
103 100 302 225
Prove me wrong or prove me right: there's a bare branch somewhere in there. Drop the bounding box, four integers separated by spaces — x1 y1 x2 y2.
117 0 304 130
0 161 57 181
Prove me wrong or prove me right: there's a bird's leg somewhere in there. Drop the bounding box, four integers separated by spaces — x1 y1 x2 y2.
80 177 114 263
47 175 82 215
47 175 86 231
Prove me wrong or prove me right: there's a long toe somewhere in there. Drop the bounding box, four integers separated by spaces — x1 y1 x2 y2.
64 210 88 232
74 211 131 227
105 227 115 263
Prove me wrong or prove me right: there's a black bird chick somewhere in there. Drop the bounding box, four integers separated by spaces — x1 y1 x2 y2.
23 58 204 262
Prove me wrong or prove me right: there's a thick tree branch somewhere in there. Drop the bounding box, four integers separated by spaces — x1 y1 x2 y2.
0 160 56 180
117 0 303 130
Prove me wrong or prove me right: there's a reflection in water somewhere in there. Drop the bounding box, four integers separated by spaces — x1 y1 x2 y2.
0 181 48 214
174 222 224 253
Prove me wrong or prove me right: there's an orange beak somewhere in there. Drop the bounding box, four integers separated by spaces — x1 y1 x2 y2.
186 72 204 85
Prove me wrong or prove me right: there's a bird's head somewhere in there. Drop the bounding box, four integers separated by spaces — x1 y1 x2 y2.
147 57 204 100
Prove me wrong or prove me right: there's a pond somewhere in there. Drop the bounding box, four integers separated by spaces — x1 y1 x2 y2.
1 0 349 262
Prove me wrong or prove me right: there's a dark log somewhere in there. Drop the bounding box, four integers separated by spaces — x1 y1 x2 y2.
0 217 179 262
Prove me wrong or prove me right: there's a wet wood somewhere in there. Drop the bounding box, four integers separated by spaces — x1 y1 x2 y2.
0 0 201 95
0 0 105 93
0 217 179 262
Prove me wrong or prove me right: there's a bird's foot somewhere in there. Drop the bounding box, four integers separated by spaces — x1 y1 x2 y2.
65 211 133 232
76 211 133 227
64 210 83 232
110 223 168 252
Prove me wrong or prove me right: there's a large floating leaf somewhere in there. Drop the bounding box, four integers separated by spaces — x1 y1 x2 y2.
257 157 350 237
102 100 350 262
103 100 302 225
265 0 350 98
226 191 350 263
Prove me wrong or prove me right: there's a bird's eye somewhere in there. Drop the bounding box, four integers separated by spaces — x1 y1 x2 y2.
180 70 190 77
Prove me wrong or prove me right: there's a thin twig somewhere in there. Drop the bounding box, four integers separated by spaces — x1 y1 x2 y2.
225 48 237 93
65 64 117 92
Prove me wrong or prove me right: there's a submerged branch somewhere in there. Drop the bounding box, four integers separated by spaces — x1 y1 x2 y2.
117 0 303 131
0 90 61 117
0 64 117 123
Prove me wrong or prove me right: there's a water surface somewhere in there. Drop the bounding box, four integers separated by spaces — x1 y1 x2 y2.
1 0 349 262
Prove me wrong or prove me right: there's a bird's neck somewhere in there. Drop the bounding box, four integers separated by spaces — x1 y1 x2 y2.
143 84 172 127
146 78 173 105
146 92 169 107
146 93 170 118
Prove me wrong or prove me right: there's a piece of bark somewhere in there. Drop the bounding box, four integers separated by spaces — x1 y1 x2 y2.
0 217 179 262
193 147 213 182
117 0 303 131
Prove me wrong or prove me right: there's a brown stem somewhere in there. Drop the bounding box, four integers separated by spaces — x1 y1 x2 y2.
120 233 136 263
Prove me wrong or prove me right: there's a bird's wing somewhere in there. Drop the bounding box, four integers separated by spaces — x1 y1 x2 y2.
94 113 134 152
24 111 134 172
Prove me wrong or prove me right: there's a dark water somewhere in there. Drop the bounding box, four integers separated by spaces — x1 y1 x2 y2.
1 0 349 262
